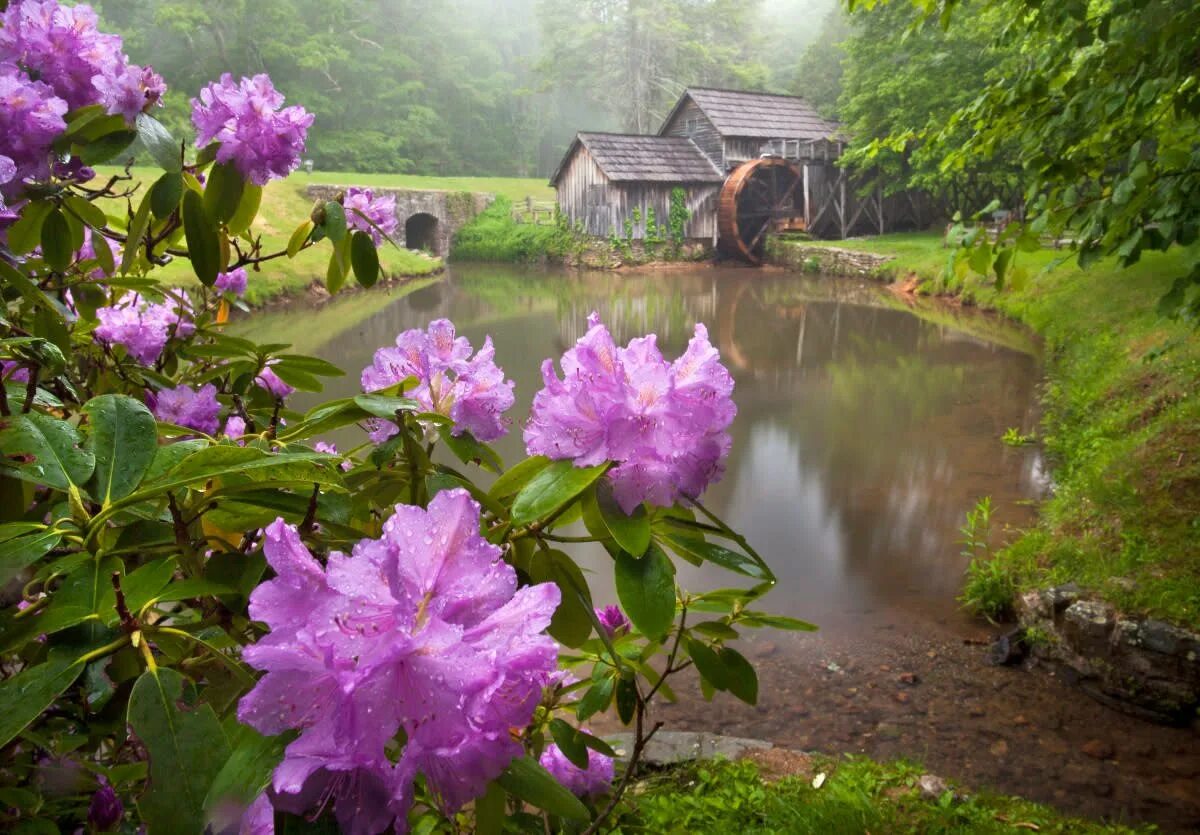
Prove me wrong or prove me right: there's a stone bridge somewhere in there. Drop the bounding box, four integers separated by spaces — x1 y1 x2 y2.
305 185 494 258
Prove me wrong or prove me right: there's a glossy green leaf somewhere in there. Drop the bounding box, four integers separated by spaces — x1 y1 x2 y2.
510 461 607 526
736 611 818 632
549 718 590 769
134 113 182 172
576 675 614 722
78 127 138 164
529 549 593 648
227 183 263 237
615 677 637 724
0 527 61 586
718 647 758 705
488 455 551 500
352 393 419 418
6 200 54 255
127 668 230 834
137 446 342 497
120 191 153 275
0 650 89 748
286 220 313 258
83 395 157 506
321 200 348 242
349 230 380 287
203 161 245 224
0 412 95 491
614 544 675 640
438 426 502 473
659 533 768 580
203 725 287 824
686 638 730 692
39 209 73 271
325 245 346 293
591 479 650 556
65 194 108 230
182 189 220 286
148 171 183 220
0 555 121 651
496 756 590 822
474 781 506 835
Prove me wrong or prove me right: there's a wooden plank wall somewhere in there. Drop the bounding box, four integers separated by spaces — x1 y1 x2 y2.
660 99 724 169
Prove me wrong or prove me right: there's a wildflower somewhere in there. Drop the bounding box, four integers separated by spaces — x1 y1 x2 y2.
344 187 399 245
255 363 294 399
149 383 221 435
87 780 123 831
525 313 735 513
238 490 560 833
314 441 352 471
539 738 614 798
223 415 246 440
191 73 314 185
214 267 248 297
93 292 194 366
0 64 67 199
360 319 514 444
594 605 630 638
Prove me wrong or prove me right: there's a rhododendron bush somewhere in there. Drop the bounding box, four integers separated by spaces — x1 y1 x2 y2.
0 3 814 832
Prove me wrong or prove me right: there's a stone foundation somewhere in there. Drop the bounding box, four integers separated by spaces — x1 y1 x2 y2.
1019 584 1200 723
766 238 895 277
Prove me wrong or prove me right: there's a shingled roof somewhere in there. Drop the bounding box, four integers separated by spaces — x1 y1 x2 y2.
550 132 724 186
663 88 838 141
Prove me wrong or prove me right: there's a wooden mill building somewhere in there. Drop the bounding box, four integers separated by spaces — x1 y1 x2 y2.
551 87 927 262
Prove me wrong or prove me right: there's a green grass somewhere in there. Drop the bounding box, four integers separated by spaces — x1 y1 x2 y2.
793 233 1200 625
449 196 580 262
612 757 1144 834
88 166 552 304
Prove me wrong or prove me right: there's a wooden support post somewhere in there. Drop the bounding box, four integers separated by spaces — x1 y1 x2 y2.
803 164 811 229
838 172 848 239
877 186 885 235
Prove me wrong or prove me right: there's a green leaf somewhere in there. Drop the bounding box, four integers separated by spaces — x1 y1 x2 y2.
39 209 73 271
496 756 590 822
286 220 313 258
120 191 153 275
686 638 730 692
529 549 593 648
576 676 614 722
149 171 183 220
0 649 90 748
659 533 768 580
183 188 221 286
489 455 551 500
325 245 346 294
510 461 607 526
718 647 758 705
0 412 95 491
614 544 675 640
203 725 287 825
64 194 108 230
135 114 182 172
127 668 230 834
0 528 61 587
549 718 590 769
0 556 122 651
736 611 818 632
321 201 348 242
83 395 157 507
349 230 380 288
615 677 637 724
138 446 342 497
438 426 502 473
352 394 420 419
7 201 54 255
474 781 506 835
227 183 263 237
591 479 650 556
78 127 138 165
203 161 245 224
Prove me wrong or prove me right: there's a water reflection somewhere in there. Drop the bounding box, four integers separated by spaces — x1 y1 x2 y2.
246 265 1045 634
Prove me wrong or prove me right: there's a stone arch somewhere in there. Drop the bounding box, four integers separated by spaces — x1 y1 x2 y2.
405 213 440 254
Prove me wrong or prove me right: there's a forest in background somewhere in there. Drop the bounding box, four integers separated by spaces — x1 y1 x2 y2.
92 0 837 176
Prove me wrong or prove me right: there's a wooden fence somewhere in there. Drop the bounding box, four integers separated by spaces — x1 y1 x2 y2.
510 197 558 225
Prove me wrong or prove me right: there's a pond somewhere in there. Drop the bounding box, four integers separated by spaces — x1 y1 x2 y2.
244 264 1200 830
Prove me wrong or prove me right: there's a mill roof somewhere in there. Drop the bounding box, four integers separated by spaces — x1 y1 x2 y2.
663 87 839 141
549 132 724 186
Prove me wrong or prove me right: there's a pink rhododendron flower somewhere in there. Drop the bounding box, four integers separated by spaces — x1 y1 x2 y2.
539 737 614 798
0 63 67 199
214 267 248 297
595 604 630 637
191 73 314 185
343 187 399 245
149 383 221 435
237 490 560 833
255 362 294 399
93 292 194 366
360 319 514 444
525 313 736 513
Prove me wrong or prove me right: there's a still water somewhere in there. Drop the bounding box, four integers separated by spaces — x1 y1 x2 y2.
248 266 1200 829
252 264 1045 633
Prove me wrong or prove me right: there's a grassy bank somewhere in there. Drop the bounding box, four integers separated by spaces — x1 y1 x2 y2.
449 196 580 262
799 234 1200 626
88 167 549 304
615 756 1143 833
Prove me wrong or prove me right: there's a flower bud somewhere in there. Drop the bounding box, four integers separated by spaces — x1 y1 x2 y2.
88 782 123 831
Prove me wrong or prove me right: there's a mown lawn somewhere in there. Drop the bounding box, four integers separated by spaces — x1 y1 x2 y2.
800 233 1200 625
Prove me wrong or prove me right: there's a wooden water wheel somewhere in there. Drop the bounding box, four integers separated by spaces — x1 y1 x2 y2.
717 157 805 264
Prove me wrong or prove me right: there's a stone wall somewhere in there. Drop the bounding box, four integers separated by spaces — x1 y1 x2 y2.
765 238 895 277
1019 585 1200 723
304 185 493 258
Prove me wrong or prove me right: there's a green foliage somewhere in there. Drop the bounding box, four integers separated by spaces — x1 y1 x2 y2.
1000 427 1037 447
668 187 690 248
450 196 581 262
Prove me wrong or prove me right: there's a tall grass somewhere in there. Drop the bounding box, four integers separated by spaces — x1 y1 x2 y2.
450 197 578 263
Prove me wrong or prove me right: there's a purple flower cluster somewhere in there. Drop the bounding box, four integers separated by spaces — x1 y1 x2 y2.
214 267 248 297
525 313 736 514
344 187 399 245
0 2 164 198
0 154 15 222
237 490 560 833
191 74 314 186
149 383 221 435
361 319 514 444
93 292 194 366
255 362 294 399
595 604 630 638
539 740 614 798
